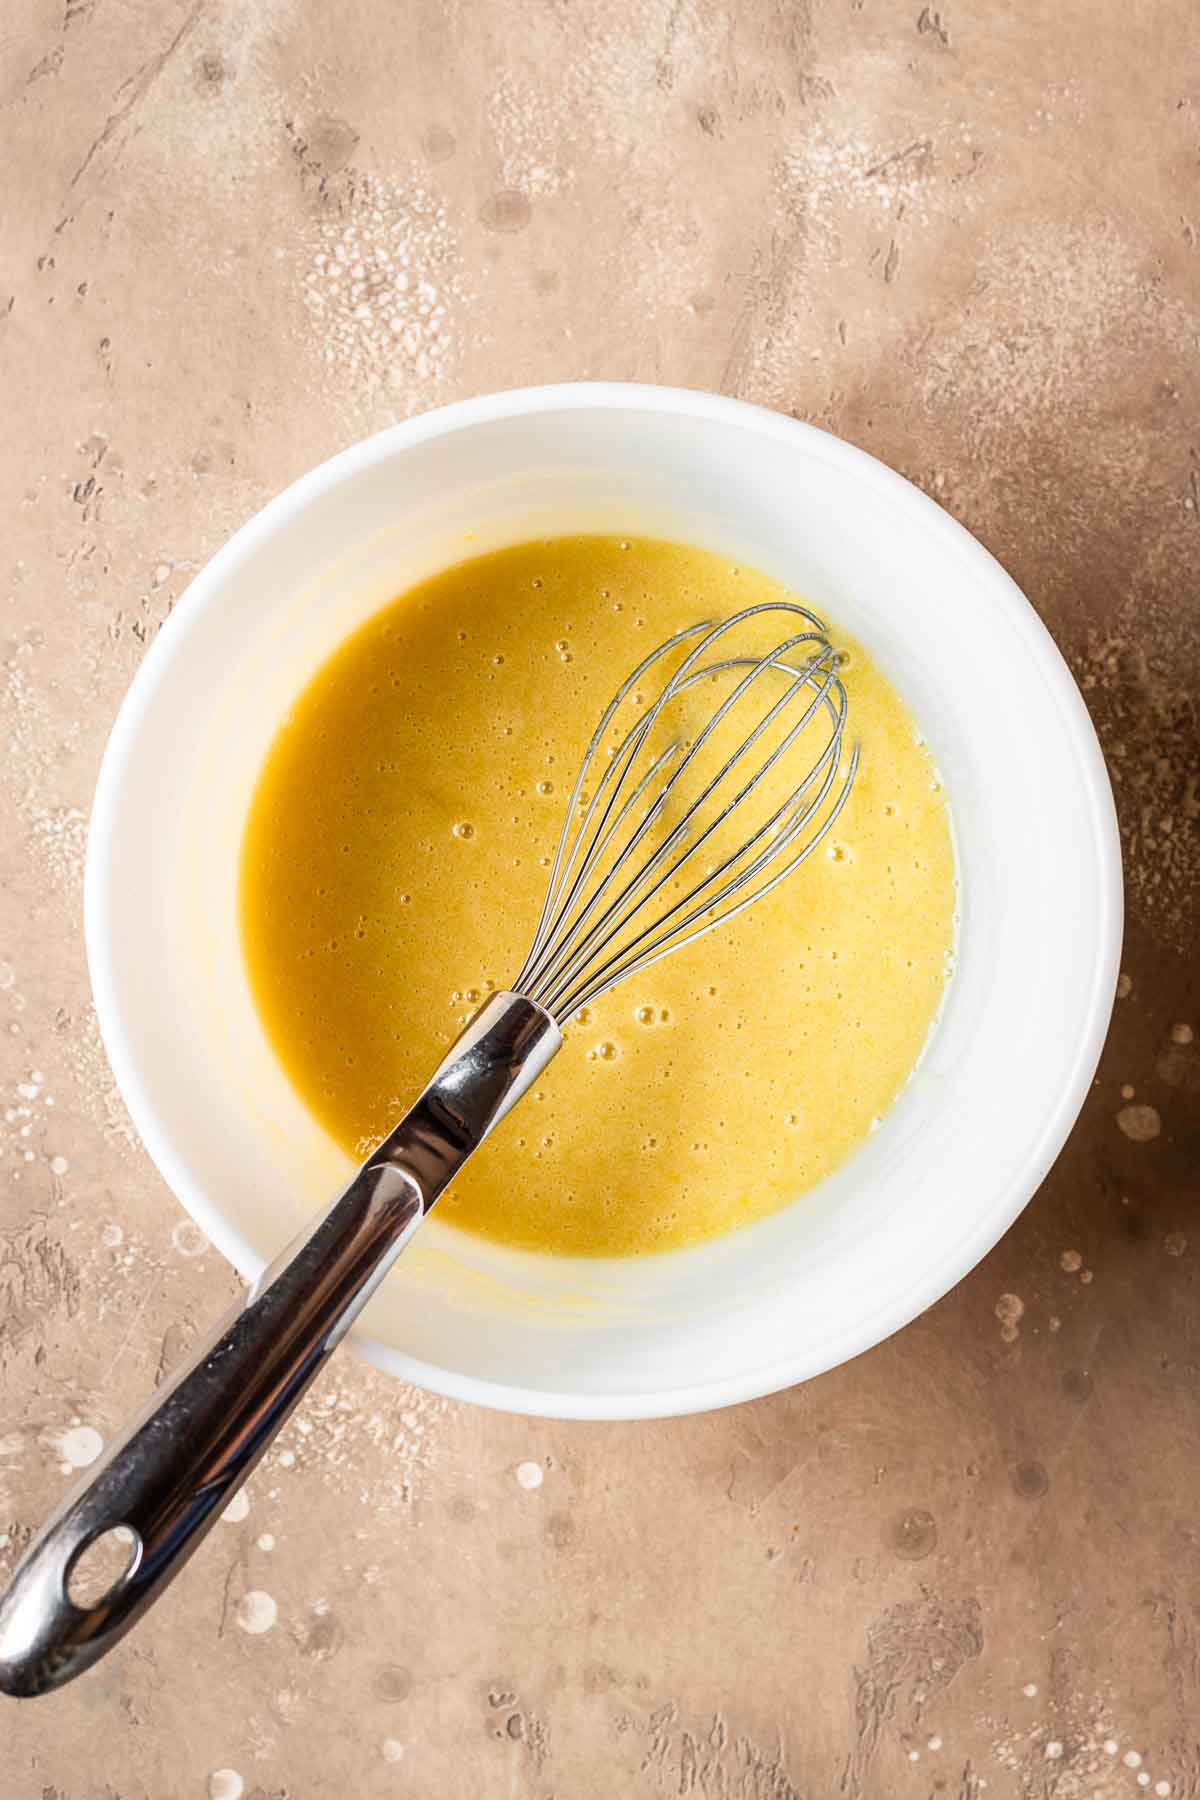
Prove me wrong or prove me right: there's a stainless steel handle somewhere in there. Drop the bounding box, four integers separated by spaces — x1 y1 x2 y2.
0 992 559 1699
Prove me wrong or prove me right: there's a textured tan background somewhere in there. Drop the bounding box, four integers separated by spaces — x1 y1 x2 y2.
2 1 1199 1795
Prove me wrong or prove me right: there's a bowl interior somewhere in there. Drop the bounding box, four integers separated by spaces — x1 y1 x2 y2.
87 389 1120 1416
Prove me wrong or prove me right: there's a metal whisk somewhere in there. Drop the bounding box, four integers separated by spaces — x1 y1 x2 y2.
0 601 856 1698
517 600 856 1021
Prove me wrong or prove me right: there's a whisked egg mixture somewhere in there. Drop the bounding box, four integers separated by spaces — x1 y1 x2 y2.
240 536 956 1256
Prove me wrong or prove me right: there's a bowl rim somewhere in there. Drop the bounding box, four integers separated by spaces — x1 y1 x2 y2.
84 381 1123 1419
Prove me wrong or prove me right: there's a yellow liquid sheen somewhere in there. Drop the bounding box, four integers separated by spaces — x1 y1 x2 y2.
240 536 956 1257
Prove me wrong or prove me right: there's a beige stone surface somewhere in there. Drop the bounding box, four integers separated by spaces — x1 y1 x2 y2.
2 0 1199 1793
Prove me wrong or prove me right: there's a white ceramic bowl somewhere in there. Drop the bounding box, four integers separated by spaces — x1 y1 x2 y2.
86 383 1121 1419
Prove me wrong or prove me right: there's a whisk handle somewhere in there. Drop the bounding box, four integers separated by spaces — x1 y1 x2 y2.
0 993 559 1699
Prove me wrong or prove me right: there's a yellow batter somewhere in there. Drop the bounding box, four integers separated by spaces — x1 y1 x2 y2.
240 536 955 1257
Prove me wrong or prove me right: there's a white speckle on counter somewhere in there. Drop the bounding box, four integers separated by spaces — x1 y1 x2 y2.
381 1738 405 1763
300 168 466 415
994 1293 1024 1341
278 1449 296 1468
1045 1741 1063 1760
45 1424 102 1472
171 1219 209 1257
257 1533 275 1551
1125 1751 1144 1769
1021 1682 1038 1697
1117 1103 1161 1142
235 1589 277 1634
220 1489 250 1523
516 1460 543 1490
49 1154 68 1175
101 1222 124 1248
208 1773 244 1800
1104 1739 1119 1755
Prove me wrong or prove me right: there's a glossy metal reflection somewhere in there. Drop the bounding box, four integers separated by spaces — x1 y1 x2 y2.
0 993 559 1698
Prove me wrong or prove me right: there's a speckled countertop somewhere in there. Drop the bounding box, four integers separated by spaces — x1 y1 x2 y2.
2 2 1198 1795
